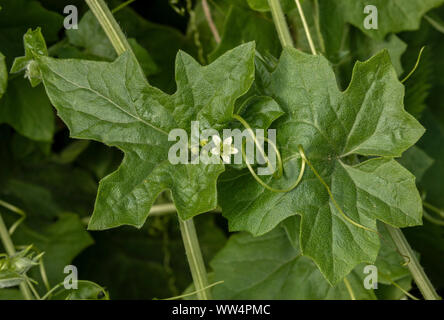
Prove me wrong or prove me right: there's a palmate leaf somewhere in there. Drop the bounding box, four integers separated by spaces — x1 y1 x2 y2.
219 48 424 285
34 41 255 230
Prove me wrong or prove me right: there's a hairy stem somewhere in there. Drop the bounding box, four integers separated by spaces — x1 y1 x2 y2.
267 0 294 48
85 0 211 300
385 225 440 300
179 218 211 300
0 213 33 300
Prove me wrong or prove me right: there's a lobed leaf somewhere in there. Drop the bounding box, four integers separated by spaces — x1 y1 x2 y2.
219 48 424 284
36 42 256 229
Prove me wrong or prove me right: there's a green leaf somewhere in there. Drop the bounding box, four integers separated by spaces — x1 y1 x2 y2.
0 52 6 99
0 0 62 67
236 95 284 130
374 223 412 284
113 7 194 93
336 0 444 39
210 227 376 299
351 33 407 76
62 11 158 77
219 49 424 284
4 29 55 142
334 31 408 90
66 11 117 61
210 6 281 61
0 77 54 142
36 42 255 230
11 28 48 87
397 146 434 182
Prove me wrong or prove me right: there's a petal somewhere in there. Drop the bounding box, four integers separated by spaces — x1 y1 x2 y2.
223 136 233 145
211 147 220 155
212 135 221 145
231 147 239 155
222 155 231 164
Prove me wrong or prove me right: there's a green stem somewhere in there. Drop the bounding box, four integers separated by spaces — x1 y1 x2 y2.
423 201 444 219
85 0 212 300
385 225 441 300
423 210 444 226
179 218 211 300
0 213 33 300
294 0 317 55
343 277 356 300
85 0 132 55
267 0 294 48
111 0 137 13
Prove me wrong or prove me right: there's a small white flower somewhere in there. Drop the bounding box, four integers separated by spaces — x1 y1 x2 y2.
210 135 239 164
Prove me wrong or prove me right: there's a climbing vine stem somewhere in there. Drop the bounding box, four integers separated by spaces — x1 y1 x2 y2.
179 218 211 300
85 0 132 55
268 0 439 300
385 225 440 300
267 0 294 47
85 0 211 300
